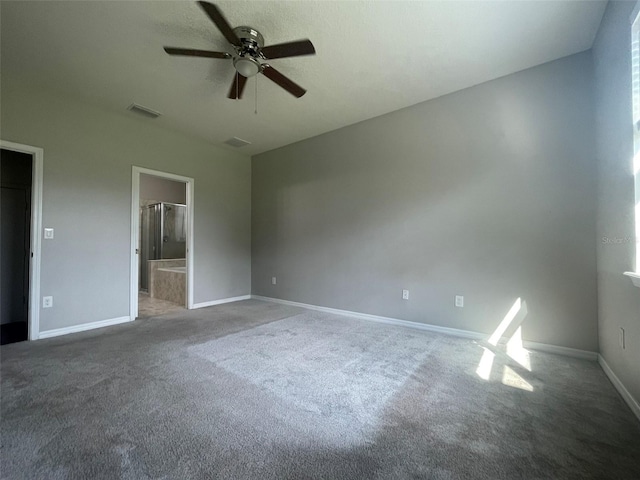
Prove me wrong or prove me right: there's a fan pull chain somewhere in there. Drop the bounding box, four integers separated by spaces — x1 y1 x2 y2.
235 71 239 101
255 74 258 115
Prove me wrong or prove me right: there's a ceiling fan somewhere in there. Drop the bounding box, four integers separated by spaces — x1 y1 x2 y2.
164 1 316 99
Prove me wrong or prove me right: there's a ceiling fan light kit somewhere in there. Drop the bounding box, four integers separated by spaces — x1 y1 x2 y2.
164 2 315 100
233 56 260 78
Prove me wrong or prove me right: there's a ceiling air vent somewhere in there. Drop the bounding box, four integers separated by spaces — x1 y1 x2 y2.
127 103 162 119
224 137 251 148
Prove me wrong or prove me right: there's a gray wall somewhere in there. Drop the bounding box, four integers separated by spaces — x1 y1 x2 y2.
1 76 251 332
593 2 640 404
140 174 186 205
253 52 598 351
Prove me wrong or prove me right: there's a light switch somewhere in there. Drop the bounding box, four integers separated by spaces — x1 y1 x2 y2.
44 228 54 239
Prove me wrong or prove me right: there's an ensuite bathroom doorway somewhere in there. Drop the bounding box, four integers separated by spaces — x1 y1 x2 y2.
131 168 194 320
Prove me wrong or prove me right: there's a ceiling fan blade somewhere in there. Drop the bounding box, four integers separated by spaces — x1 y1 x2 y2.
261 39 315 59
228 72 248 99
261 65 306 98
197 1 240 46
164 47 230 59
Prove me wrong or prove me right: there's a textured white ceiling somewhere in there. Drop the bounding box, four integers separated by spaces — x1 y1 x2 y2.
1 1 606 156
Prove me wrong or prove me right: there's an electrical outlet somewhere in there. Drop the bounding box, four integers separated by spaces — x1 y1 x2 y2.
455 295 464 308
402 289 409 300
619 328 625 350
43 296 53 308
271 276 277 285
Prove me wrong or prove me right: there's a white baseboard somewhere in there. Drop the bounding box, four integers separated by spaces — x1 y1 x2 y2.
192 295 251 309
598 355 640 422
251 295 598 361
35 295 245 340
38 316 132 339
251 295 485 340
523 341 598 361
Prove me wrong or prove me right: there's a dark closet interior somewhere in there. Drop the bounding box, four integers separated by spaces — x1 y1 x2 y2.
1 149 32 345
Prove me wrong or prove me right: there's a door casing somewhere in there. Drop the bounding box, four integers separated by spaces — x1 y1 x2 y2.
0 140 43 341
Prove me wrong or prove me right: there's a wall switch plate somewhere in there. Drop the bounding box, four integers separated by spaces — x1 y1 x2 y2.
43 296 53 308
402 289 409 300
455 295 464 308
44 228 54 239
619 327 625 350
271 276 277 285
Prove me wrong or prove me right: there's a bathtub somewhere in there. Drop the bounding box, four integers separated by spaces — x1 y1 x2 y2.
151 265 186 305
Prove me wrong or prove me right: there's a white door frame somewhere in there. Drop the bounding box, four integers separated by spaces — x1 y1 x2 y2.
0 140 44 341
130 166 194 319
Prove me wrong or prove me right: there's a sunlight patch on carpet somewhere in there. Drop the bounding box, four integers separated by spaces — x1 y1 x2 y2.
189 311 437 435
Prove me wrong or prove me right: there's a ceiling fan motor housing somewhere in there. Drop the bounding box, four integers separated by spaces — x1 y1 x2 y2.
231 26 264 77
233 26 264 51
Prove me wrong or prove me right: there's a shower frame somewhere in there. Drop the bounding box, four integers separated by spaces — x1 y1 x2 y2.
139 201 187 292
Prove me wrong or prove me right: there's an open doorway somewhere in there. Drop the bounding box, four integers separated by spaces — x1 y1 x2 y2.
1 149 32 343
131 167 194 319
0 141 43 343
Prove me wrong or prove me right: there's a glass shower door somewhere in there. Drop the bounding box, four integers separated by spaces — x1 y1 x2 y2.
161 203 186 259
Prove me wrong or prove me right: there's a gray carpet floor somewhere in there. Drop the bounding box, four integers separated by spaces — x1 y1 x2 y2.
1 299 639 479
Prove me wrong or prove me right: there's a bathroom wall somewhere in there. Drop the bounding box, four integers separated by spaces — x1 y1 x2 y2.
140 174 186 206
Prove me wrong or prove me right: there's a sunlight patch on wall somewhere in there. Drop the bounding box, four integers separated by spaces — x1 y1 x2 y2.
506 326 531 371
488 298 522 346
